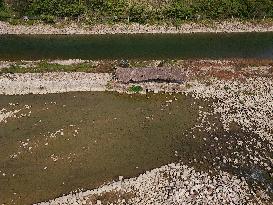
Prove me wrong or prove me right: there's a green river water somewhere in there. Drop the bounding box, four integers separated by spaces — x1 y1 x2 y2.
0 33 272 60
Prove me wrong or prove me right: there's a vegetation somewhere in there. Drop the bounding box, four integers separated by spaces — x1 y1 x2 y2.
129 85 143 93
0 0 11 20
1 59 272 74
1 0 273 24
28 0 86 17
87 0 273 24
0 61 115 74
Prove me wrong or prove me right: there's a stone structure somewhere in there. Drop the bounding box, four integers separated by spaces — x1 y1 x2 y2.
115 67 186 83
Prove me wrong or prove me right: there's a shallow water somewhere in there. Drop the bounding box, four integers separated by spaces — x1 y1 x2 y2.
1 91 272 204
0 92 202 205
0 33 273 60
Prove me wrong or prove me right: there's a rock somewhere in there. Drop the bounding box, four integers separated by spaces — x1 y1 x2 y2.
115 67 186 83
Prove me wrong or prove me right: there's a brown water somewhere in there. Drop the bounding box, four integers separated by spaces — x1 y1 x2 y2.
0 92 202 205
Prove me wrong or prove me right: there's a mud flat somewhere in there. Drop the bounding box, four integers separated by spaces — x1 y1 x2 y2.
1 20 273 35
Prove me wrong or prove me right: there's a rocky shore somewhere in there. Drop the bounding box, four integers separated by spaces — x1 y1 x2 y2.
37 163 263 205
1 20 273 35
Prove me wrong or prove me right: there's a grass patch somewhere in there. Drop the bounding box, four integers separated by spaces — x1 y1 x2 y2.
0 61 116 74
129 85 143 93
1 59 272 75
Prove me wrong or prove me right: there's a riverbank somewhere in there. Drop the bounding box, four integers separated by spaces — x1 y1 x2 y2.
1 59 272 95
1 20 273 35
1 59 272 74
0 58 272 94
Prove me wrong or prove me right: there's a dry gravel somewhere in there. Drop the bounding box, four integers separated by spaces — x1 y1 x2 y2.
0 72 111 95
1 21 273 35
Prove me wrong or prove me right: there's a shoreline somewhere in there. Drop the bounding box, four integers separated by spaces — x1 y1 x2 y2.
37 163 261 205
1 20 273 35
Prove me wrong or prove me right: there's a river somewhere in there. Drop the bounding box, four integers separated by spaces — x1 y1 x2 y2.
0 33 272 60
